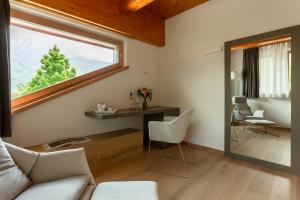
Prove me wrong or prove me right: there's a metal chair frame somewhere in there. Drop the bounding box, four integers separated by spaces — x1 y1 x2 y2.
147 141 196 178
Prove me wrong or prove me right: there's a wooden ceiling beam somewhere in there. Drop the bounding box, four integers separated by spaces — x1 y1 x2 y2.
120 0 155 13
145 0 209 19
16 0 165 46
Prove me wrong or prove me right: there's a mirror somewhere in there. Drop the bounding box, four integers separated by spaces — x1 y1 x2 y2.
229 36 291 167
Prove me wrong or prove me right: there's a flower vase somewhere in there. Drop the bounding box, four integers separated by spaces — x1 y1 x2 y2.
142 98 148 110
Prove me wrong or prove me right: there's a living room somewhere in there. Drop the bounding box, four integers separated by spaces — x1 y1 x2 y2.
1 0 300 199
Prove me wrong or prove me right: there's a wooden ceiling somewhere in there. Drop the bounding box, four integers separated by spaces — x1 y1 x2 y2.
15 0 209 46
144 0 209 19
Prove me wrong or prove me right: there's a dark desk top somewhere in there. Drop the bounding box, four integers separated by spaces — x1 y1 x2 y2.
85 106 180 120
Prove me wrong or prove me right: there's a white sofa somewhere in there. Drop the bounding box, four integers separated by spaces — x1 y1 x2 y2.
0 139 158 200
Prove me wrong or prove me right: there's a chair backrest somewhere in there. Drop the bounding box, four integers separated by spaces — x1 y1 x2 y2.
169 109 194 143
232 96 252 117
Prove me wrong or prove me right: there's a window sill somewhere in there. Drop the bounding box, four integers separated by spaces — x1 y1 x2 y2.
11 65 129 115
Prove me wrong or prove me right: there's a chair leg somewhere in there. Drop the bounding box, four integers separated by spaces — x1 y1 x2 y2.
148 140 151 157
161 142 168 158
231 127 239 142
276 127 281 137
178 143 189 178
160 143 194 165
264 126 268 133
145 142 190 178
146 140 153 166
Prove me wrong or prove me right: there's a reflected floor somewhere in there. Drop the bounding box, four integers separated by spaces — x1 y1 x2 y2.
231 126 291 166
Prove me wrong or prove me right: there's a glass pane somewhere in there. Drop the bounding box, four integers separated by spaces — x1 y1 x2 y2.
11 21 117 99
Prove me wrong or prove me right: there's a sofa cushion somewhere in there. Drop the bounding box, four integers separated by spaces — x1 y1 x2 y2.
4 142 39 176
91 181 159 200
29 148 92 184
15 175 90 200
0 139 31 200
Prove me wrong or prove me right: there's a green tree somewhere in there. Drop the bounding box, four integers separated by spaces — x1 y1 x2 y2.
18 45 76 96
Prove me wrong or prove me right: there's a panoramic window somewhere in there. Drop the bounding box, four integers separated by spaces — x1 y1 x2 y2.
10 11 124 113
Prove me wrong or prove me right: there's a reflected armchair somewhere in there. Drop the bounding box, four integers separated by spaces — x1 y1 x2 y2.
232 96 265 121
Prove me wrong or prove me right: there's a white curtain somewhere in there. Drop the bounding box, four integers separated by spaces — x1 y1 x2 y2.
259 42 290 98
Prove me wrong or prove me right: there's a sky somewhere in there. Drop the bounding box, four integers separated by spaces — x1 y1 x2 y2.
11 25 115 63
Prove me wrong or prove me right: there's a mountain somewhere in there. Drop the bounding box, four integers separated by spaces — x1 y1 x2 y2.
70 56 112 76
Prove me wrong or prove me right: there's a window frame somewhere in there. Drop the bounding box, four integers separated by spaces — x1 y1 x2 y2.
11 9 126 114
288 50 292 92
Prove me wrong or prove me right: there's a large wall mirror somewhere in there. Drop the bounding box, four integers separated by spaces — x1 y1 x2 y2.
225 26 300 175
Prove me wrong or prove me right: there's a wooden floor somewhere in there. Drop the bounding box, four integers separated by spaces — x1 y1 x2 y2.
231 126 291 166
91 144 300 200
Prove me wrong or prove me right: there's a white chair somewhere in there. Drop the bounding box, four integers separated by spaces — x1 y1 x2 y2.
148 109 194 178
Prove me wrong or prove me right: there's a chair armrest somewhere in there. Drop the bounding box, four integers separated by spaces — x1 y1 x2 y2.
253 110 264 118
163 116 177 122
232 111 244 121
148 121 173 143
29 148 95 185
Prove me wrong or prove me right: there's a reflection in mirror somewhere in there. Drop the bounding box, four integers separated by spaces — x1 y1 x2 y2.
230 36 291 167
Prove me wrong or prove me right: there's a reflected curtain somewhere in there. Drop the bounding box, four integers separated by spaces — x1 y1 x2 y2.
259 42 290 98
243 47 259 98
0 0 11 137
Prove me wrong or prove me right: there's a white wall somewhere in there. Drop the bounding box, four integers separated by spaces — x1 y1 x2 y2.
231 50 291 128
159 0 300 150
7 0 300 149
5 5 161 147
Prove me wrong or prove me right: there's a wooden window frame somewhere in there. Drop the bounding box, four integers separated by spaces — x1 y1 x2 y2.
11 9 127 114
231 35 292 51
288 50 292 93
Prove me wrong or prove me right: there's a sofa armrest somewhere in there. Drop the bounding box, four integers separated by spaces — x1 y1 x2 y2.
29 148 95 185
4 142 39 176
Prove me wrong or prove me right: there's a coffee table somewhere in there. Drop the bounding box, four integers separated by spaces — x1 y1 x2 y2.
90 181 159 200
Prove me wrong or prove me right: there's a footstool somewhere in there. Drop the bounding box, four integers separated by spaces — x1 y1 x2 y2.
244 119 280 137
91 181 159 200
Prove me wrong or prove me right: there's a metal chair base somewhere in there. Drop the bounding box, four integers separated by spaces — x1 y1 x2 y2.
147 141 195 178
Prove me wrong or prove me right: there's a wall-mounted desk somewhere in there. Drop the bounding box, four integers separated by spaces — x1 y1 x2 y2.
85 106 180 151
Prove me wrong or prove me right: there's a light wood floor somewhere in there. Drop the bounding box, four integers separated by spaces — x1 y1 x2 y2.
91 144 300 200
231 126 291 166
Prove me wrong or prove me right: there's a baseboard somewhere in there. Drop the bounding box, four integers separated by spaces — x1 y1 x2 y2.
182 141 224 155
277 127 291 131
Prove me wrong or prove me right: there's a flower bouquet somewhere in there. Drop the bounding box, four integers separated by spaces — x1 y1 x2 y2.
137 88 153 110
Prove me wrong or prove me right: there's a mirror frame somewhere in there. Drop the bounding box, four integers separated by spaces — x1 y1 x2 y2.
224 25 300 175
